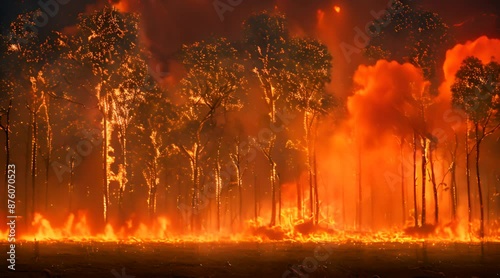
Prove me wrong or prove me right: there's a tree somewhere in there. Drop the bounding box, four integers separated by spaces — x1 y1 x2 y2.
243 12 289 227
136 85 177 221
177 37 245 231
76 7 141 223
286 38 334 224
451 56 500 238
111 52 153 221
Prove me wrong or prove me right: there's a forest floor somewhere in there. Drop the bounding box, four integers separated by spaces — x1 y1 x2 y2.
1 241 500 278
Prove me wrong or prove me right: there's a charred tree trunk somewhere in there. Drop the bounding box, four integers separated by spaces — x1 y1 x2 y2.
296 179 302 219
313 146 319 225
215 146 221 232
278 173 282 225
0 100 12 190
44 137 50 212
118 127 128 223
230 140 245 228
421 137 427 226
269 158 277 227
413 132 418 228
429 147 439 225
24 114 31 226
102 104 109 224
191 147 200 231
254 170 258 223
31 107 38 221
237 163 243 228
465 119 472 234
400 136 406 226
69 156 74 213
307 115 314 221
474 123 485 238
43 97 52 212
357 146 362 230
450 134 458 221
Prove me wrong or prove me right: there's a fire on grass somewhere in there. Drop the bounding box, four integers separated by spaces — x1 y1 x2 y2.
1 210 499 243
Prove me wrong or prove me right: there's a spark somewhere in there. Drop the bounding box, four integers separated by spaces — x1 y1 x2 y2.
334 5 341 13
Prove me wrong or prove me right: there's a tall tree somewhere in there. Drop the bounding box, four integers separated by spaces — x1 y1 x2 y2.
243 12 289 227
286 38 334 224
76 7 140 223
111 52 153 221
177 37 245 231
451 56 500 238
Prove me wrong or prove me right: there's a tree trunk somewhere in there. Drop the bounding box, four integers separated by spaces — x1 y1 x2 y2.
31 107 38 221
413 132 418 228
400 136 406 226
69 156 74 213
191 146 199 231
357 147 362 230
313 146 319 225
216 146 221 232
269 158 277 227
102 107 109 223
118 128 127 223
25 114 31 226
296 179 302 219
429 147 439 225
465 119 472 234
1 100 12 194
44 97 52 212
237 163 243 228
421 137 427 226
254 171 258 223
475 123 485 238
278 173 282 225
450 134 458 221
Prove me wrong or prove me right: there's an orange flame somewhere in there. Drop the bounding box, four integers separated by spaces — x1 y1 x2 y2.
3 210 495 243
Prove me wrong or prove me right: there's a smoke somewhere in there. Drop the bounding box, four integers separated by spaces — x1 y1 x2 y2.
348 60 427 147
439 36 500 103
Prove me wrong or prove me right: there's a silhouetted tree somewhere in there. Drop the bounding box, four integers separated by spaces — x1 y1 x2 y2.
451 56 500 238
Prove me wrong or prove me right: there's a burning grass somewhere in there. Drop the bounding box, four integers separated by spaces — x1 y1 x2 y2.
3 212 499 244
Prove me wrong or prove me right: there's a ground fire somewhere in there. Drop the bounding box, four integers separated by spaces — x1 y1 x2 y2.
1 0 499 277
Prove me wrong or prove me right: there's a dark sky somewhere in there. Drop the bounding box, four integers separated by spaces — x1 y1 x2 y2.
2 0 497 47
1 0 498 93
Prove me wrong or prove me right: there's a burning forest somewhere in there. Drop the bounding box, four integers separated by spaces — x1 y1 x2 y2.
1 0 500 277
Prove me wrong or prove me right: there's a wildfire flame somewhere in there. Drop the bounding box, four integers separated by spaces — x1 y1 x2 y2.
1 210 496 243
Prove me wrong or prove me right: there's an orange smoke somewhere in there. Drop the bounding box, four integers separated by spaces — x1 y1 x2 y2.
438 36 500 103
348 60 428 145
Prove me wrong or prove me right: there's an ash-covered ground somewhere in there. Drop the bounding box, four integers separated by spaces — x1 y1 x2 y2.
1 241 500 277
